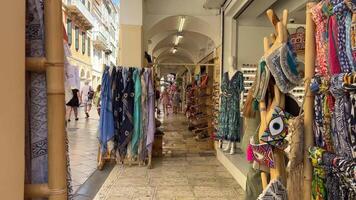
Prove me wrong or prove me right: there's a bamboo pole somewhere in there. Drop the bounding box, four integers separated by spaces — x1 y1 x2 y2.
303 3 316 200
26 57 47 72
44 0 67 199
24 184 50 198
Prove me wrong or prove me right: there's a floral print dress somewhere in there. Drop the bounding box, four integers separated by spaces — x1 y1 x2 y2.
217 71 244 142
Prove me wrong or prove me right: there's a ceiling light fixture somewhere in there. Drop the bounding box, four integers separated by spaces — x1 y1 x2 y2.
172 47 177 54
178 16 186 32
174 35 183 46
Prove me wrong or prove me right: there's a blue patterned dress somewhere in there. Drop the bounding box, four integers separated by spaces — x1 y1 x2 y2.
217 71 244 142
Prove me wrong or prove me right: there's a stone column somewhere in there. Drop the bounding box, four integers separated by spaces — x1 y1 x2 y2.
119 0 144 67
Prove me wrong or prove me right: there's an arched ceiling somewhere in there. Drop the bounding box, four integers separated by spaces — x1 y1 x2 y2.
145 14 218 75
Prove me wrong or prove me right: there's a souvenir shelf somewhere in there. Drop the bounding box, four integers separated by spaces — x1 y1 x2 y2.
241 64 257 103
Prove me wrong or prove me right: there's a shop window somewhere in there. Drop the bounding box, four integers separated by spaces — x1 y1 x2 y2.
87 37 91 56
82 32 86 55
66 18 72 46
75 26 79 51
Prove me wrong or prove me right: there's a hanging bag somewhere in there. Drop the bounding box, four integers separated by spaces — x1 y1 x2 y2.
284 79 310 200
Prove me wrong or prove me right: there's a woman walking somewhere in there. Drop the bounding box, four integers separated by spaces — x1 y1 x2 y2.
66 87 81 121
160 88 170 116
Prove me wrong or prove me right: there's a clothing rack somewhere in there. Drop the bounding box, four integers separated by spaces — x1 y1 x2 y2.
98 65 156 170
24 0 67 199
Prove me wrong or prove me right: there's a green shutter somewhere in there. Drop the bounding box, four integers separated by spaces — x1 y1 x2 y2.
75 26 79 51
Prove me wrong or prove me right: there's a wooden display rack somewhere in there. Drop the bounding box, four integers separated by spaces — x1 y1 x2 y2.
24 0 68 199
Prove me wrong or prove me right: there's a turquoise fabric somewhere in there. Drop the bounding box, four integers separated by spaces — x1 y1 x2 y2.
131 69 142 155
217 71 244 142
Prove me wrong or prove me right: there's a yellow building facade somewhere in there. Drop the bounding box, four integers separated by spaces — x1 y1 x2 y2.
62 0 94 88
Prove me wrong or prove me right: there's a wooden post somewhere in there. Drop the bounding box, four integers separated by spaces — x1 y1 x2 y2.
45 0 67 199
303 3 316 200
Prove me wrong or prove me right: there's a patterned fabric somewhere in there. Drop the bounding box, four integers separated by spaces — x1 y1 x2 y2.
330 74 354 158
250 142 275 168
310 147 356 199
311 2 329 76
139 69 148 162
146 69 156 153
253 59 270 102
131 69 142 155
257 178 287 200
118 68 135 157
98 66 115 153
260 106 289 149
280 43 302 85
333 1 353 73
311 77 335 152
217 71 244 142
309 147 327 200
265 44 297 93
26 0 73 198
328 15 342 75
112 67 123 151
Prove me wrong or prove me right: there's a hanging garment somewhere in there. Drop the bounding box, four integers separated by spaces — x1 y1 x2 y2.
139 69 148 162
112 67 123 151
216 71 244 142
333 1 353 73
131 68 142 156
146 69 156 153
330 74 354 158
118 68 135 157
311 1 329 76
328 15 342 75
98 66 115 153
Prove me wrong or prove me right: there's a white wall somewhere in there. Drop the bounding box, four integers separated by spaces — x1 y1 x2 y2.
237 25 273 67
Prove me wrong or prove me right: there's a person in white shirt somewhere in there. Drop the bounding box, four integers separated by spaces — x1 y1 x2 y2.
81 81 94 118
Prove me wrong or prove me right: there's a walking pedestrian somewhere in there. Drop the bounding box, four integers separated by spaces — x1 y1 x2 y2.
66 87 81 121
81 81 94 118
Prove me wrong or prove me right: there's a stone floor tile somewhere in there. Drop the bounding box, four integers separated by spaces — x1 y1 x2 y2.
93 114 244 200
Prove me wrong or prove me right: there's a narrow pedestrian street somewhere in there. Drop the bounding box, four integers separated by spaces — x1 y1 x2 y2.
91 114 244 200
67 108 100 193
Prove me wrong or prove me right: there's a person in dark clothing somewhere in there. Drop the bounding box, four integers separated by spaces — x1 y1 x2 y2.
66 88 81 121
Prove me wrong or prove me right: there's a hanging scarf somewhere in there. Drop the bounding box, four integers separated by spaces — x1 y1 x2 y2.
98 66 115 153
146 69 156 153
139 69 148 162
131 68 142 156
312 1 329 76
333 1 353 73
330 74 354 158
118 68 135 158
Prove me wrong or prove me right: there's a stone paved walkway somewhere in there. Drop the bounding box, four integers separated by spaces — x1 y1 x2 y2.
93 114 244 200
68 107 100 193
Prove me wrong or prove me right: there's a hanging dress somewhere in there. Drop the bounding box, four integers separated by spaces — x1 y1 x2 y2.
118 68 135 157
131 68 142 156
217 71 244 142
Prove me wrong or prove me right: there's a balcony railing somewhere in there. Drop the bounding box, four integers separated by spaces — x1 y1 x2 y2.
66 0 95 30
92 31 108 50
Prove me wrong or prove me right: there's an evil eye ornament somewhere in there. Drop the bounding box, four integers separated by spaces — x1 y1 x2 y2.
260 107 289 149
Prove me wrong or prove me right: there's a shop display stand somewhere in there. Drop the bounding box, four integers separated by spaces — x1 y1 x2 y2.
303 3 316 200
24 0 67 199
258 9 288 189
97 66 157 170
